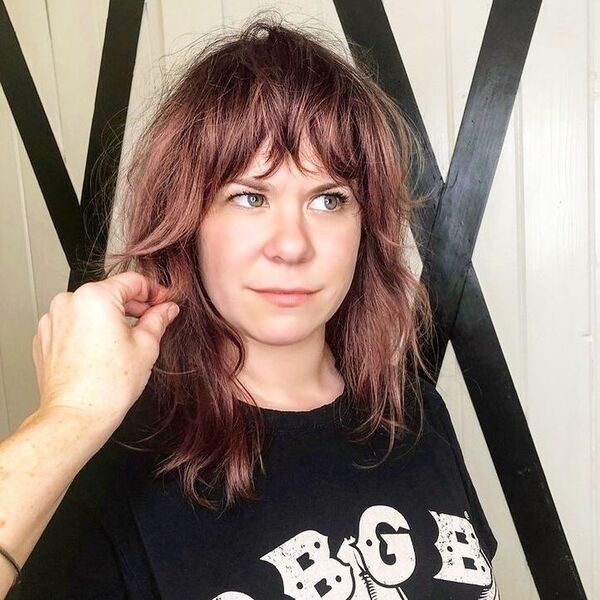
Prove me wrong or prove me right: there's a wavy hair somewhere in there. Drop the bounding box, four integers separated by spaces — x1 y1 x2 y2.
90 10 435 510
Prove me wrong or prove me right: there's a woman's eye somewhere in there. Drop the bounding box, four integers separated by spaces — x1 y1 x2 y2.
228 191 265 208
311 193 350 212
227 191 350 212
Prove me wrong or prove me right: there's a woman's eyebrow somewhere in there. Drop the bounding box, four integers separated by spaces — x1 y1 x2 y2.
229 176 347 194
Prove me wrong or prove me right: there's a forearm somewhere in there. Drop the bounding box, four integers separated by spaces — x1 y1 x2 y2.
0 407 118 597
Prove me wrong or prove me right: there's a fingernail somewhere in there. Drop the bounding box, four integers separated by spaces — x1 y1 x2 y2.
167 304 180 320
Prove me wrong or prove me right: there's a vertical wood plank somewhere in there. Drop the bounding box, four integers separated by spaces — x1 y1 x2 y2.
159 0 223 74
0 85 38 435
2 0 68 429
589 0 600 597
45 0 109 198
521 0 593 596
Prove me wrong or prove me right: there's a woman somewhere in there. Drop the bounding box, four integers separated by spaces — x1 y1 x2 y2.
2 13 499 599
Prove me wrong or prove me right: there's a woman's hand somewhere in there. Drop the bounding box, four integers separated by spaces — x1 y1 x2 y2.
0 272 180 598
31 271 180 429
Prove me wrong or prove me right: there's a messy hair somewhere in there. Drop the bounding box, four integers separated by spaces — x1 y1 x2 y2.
91 11 435 510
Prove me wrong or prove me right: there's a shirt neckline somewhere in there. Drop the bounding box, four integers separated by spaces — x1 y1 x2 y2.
246 388 350 434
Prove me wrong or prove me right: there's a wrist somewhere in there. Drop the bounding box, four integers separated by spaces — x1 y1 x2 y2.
0 403 119 592
28 402 125 441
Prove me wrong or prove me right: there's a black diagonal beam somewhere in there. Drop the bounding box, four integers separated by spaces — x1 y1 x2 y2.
454 266 586 596
335 0 587 598
0 0 144 292
0 0 84 268
72 0 145 291
418 0 539 377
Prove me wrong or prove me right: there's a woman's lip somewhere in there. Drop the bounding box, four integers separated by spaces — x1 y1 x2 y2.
253 290 316 307
253 289 316 294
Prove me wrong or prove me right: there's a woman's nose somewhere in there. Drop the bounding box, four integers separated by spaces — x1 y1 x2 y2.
264 205 314 262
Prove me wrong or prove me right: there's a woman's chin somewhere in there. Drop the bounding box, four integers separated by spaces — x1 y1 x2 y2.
243 325 320 347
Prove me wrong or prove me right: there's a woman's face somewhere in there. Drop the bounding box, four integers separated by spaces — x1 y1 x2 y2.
198 141 362 347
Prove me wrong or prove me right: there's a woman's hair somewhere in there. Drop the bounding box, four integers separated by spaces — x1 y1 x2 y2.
89 10 435 511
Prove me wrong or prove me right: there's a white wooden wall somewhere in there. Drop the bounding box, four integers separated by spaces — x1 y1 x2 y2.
1 1 598 598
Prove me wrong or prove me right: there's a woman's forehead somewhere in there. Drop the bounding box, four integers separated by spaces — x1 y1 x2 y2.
240 139 334 181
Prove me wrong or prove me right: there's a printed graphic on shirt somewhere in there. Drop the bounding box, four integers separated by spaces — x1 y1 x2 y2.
212 504 499 599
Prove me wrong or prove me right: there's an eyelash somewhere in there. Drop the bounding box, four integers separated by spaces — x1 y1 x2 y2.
225 190 350 212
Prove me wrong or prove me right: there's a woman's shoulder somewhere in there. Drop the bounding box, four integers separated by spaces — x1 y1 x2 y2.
415 376 445 412
397 375 447 437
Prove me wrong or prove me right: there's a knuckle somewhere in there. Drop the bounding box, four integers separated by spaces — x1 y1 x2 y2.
48 291 68 309
73 282 103 305
75 282 97 296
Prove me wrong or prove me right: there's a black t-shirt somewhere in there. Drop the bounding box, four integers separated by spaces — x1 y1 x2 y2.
7 378 499 600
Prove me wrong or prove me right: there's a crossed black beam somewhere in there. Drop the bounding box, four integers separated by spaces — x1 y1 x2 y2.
335 0 587 598
0 0 587 597
0 0 143 292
